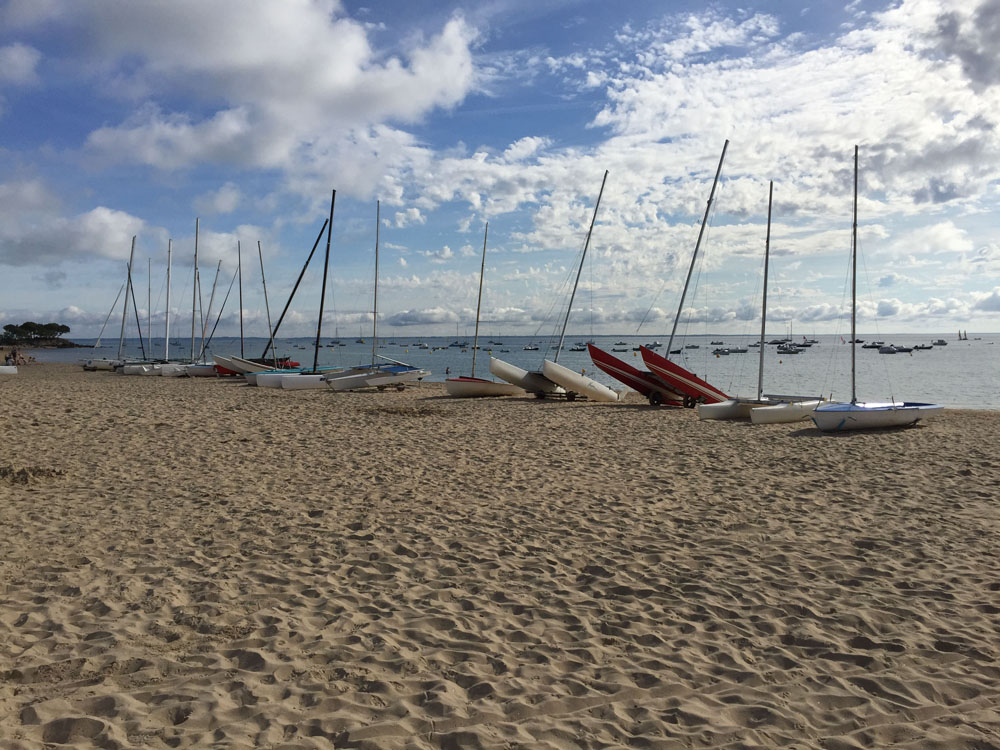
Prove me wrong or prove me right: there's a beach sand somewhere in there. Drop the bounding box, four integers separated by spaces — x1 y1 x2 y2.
1 363 998 749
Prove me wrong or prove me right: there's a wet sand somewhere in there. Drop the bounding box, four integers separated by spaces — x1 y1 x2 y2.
1 363 998 748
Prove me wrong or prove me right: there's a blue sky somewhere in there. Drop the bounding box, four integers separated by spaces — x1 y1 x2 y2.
2 0 999 339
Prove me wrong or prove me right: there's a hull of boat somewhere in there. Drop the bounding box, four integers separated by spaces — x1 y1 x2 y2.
365 368 429 388
541 359 620 402
81 358 120 371
229 355 282 374
639 346 728 406
489 357 565 395
0 365 17 374
281 373 330 390
588 344 683 405
185 364 218 377
812 402 943 432
160 363 188 377
254 372 288 388
750 400 823 424
698 399 762 420
444 377 525 398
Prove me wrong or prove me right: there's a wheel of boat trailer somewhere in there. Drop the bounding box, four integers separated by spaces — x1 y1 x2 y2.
683 395 696 409
566 392 577 402
396 384 405 391
535 391 547 399
648 391 663 407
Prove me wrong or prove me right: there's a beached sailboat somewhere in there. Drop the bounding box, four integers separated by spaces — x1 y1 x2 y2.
324 201 428 391
636 142 731 409
492 171 620 402
811 146 942 432
445 224 525 398
697 182 823 422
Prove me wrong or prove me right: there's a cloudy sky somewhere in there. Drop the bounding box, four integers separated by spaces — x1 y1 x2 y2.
2 0 999 339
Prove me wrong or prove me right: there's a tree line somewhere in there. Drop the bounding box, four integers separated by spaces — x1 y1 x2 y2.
2 321 72 344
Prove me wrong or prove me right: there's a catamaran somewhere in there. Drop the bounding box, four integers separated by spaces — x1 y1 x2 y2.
626 142 733 409
811 146 942 432
491 171 620 402
324 201 429 391
697 182 823 422
445 224 524 398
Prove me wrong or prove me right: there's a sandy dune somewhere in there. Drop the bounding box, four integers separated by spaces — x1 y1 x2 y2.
1 363 998 748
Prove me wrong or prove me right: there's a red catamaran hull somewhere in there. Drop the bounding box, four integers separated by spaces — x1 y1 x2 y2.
587 344 684 407
639 346 728 407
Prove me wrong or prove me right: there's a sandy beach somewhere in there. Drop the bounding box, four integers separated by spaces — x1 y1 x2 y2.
1 363 998 749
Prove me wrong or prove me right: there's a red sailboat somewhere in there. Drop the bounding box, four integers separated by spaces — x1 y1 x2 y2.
587 344 684 407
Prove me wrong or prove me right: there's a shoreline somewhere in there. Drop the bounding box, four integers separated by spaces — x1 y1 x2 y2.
1 363 998 748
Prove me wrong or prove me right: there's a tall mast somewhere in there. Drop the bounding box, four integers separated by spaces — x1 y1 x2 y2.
757 181 772 401
666 140 729 358
237 240 244 357
127 250 146 359
262 219 328 357
371 201 379 370
147 258 151 357
555 169 608 363
471 222 488 378
313 189 336 373
191 218 199 362
199 260 222 361
851 145 858 404
257 241 277 367
165 240 172 361
118 236 136 360
96 281 126 350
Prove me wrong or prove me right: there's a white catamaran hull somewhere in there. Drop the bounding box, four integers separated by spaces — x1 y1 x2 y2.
281 373 333 390
812 402 943 432
541 359 620 402
444 377 525 398
750 399 823 424
699 396 823 422
0 365 17 375
489 357 565 396
160 363 189 377
186 364 218 377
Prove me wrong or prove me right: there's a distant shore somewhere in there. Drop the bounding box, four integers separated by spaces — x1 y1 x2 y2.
1 363 998 749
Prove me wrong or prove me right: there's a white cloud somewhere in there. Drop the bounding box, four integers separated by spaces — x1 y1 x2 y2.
394 207 425 227
0 43 41 85
194 182 242 215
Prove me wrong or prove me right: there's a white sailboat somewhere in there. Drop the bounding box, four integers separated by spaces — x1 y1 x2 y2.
445 223 525 398
324 201 429 391
491 170 620 402
698 182 822 422
811 146 942 432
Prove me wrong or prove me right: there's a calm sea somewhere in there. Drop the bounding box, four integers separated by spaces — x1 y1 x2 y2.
29 332 1000 410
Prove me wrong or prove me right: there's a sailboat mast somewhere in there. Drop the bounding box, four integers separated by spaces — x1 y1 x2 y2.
313 189 336 373
238 240 244 357
471 222 488 378
757 181 772 401
118 236 136 360
191 218 199 362
200 260 222 359
165 240 172 361
147 259 151 357
666 140 729 358
262 219 328 358
556 169 608 363
851 145 858 404
96 281 126 350
371 201 379 370
258 241 277 367
127 248 147 359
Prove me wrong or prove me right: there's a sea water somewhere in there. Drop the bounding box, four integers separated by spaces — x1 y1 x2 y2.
33 332 1000 410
